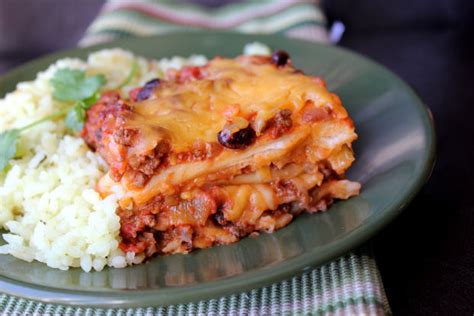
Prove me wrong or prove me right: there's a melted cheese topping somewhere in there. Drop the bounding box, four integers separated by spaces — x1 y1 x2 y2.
127 57 335 152
96 56 358 207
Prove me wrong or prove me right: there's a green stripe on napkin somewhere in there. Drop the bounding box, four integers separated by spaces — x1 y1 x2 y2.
79 0 328 47
1 249 390 315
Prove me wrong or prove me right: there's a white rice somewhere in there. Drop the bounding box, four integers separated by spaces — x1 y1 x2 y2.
243 42 272 56
0 44 270 271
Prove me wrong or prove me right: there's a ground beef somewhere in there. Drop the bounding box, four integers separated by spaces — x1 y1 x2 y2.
266 109 293 138
82 92 169 185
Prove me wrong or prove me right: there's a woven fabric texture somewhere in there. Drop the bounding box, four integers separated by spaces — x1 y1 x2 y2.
1 249 390 315
1 1 391 315
79 0 328 47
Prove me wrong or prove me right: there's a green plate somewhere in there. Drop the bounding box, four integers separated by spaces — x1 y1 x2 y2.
0 32 435 307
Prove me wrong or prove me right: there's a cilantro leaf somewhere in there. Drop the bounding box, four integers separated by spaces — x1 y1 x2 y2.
81 92 100 110
0 68 106 172
50 68 106 102
117 61 138 89
65 106 86 132
50 68 106 132
0 129 19 171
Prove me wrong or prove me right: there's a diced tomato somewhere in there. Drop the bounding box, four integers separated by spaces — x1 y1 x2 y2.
178 66 203 82
129 87 142 102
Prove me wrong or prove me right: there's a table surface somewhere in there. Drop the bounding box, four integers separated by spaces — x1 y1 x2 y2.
0 0 473 314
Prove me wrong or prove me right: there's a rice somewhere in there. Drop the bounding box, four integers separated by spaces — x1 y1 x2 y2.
0 43 270 271
243 42 273 56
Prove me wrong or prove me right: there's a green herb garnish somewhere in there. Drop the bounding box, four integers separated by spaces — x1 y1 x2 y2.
117 61 138 89
0 68 106 171
0 129 19 171
50 68 105 102
51 68 105 132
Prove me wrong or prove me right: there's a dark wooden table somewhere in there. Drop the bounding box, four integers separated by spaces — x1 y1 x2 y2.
1 0 473 314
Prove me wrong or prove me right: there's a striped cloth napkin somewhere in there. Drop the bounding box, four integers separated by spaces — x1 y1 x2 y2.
0 249 389 315
79 0 329 47
1 1 391 315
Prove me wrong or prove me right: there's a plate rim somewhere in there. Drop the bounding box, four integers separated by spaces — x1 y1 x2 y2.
0 31 436 307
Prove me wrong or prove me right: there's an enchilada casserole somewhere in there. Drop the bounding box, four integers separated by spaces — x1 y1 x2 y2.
82 51 360 258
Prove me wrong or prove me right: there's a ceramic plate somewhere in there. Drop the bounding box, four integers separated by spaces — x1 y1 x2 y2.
0 32 435 307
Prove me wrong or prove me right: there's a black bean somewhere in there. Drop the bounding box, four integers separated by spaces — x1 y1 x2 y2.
217 126 256 149
271 50 290 67
136 78 160 101
212 208 229 226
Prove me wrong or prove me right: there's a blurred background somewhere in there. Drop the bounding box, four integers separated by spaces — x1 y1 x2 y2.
0 0 473 314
